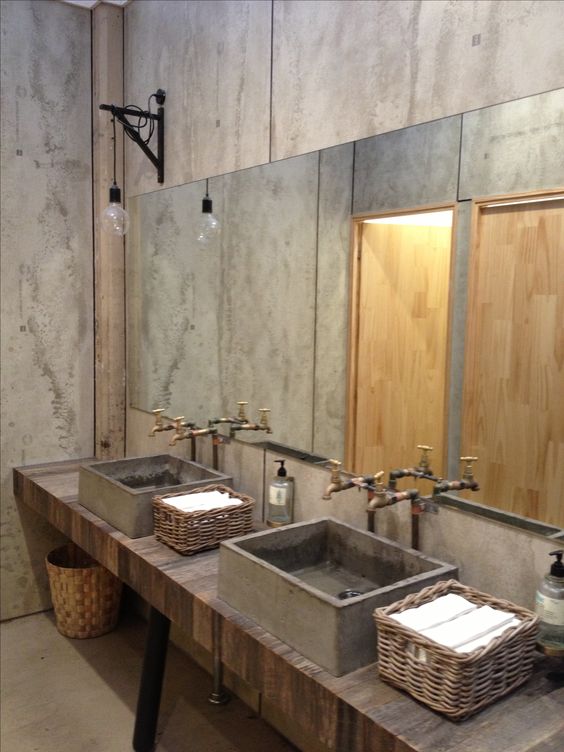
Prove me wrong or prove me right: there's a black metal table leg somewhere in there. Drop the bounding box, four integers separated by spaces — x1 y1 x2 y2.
132 607 171 752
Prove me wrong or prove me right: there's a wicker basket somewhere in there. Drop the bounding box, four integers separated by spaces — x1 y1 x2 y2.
153 484 255 555
46 543 122 639
374 579 539 720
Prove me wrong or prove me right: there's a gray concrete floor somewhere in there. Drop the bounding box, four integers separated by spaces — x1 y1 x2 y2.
1 610 299 752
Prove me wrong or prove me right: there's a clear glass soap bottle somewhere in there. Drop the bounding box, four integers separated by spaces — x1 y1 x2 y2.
535 550 564 655
266 460 294 527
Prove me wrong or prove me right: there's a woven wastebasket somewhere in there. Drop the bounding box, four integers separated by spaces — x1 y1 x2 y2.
46 543 122 639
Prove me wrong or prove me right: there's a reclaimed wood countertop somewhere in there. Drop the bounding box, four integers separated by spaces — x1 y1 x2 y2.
14 460 564 752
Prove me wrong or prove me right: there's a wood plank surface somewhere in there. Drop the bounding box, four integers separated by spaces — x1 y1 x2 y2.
92 4 126 459
13 461 564 752
350 222 452 476
462 198 564 526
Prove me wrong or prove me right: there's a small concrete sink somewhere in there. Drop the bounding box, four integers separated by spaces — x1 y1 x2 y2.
79 454 233 538
219 517 457 676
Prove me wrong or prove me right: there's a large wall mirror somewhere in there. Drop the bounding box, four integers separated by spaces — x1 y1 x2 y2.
127 89 564 529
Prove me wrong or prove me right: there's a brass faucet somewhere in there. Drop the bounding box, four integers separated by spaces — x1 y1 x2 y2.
388 444 440 488
149 408 175 437
460 456 478 483
169 417 193 446
367 471 387 509
169 417 222 447
322 460 378 501
210 401 249 427
322 459 344 499
230 408 272 437
432 456 480 499
322 463 410 532
417 445 433 474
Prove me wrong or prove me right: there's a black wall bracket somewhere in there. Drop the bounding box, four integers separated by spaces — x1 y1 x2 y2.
100 89 165 183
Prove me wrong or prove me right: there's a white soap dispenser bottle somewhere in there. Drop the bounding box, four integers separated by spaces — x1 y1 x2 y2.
535 549 564 655
266 460 294 527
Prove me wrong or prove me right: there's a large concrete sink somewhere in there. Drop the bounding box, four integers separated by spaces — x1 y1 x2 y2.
218 517 457 676
79 454 232 538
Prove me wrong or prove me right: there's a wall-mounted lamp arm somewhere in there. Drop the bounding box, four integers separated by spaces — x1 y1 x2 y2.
99 89 165 183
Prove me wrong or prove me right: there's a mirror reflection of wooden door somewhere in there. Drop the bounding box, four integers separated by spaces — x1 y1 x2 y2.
347 209 454 477
462 193 564 527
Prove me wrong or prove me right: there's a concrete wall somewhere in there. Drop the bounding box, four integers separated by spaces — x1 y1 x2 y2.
124 0 564 194
0 0 93 620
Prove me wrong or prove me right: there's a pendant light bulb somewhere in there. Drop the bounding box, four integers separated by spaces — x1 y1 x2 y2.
102 182 130 237
196 188 220 248
101 114 129 237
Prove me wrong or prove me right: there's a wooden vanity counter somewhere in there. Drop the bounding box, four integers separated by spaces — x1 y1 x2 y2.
14 460 564 752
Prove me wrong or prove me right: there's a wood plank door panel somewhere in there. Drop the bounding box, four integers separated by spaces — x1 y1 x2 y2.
351 222 452 477
462 198 564 526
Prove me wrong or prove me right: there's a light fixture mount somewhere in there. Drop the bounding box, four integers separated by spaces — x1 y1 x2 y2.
100 88 166 183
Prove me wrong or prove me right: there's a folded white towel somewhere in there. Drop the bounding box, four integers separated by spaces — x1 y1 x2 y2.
390 593 477 631
422 605 516 650
455 618 520 653
162 490 242 513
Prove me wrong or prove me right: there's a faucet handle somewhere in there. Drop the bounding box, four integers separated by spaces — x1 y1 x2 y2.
174 416 186 430
328 459 342 483
236 401 249 420
258 408 271 432
149 408 165 436
460 456 478 482
416 444 433 471
374 470 385 489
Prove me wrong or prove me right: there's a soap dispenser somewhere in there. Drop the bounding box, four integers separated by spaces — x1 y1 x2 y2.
535 550 564 655
266 460 294 527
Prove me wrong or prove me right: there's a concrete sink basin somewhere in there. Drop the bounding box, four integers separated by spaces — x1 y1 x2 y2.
218 517 457 675
79 454 232 538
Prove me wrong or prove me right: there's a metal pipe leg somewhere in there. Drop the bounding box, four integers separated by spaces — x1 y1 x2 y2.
133 607 171 752
208 610 230 705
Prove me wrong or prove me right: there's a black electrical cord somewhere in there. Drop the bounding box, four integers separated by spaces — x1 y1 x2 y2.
111 114 117 184
121 93 157 146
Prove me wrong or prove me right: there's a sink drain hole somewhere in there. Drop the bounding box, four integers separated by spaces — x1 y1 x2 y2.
337 589 363 600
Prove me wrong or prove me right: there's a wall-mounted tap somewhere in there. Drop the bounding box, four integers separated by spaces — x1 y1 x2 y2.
322 459 345 499
432 456 480 499
210 401 249 428
148 408 189 437
366 478 420 509
460 456 479 484
322 451 480 549
230 408 272 437
322 459 377 501
149 406 230 469
322 463 418 533
388 444 440 489
168 416 198 446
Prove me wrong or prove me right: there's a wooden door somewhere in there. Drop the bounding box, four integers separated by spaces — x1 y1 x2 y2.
348 217 453 477
462 195 564 526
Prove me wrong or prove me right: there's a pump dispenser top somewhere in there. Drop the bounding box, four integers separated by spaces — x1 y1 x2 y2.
275 460 287 477
548 550 564 578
